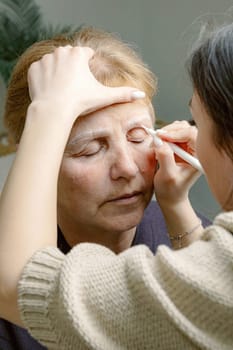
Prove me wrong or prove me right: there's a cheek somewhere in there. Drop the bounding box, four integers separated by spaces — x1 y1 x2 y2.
136 146 156 176
58 160 98 198
195 133 206 168
196 132 213 175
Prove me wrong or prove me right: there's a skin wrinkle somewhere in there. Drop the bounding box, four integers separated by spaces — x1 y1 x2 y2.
67 114 152 146
66 126 149 157
57 102 156 251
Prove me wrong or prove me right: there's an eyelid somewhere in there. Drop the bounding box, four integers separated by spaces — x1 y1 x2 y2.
127 127 148 142
65 141 88 154
128 126 147 135
66 139 102 156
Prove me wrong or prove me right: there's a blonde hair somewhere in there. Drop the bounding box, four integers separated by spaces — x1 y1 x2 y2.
4 26 157 144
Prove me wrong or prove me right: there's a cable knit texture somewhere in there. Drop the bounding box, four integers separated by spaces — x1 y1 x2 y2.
18 211 233 350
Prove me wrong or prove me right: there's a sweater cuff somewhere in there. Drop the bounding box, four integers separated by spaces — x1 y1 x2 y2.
18 247 65 346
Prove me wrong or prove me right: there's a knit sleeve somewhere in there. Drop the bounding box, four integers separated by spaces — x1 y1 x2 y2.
18 221 233 350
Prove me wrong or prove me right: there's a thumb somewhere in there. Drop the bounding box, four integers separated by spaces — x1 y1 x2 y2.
104 86 146 105
79 86 146 116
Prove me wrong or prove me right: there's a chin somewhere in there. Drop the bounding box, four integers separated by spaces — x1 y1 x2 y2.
103 210 144 233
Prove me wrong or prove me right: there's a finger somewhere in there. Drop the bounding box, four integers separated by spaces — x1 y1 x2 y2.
154 140 198 173
161 120 190 129
158 120 190 134
157 125 197 143
70 46 95 65
154 142 178 178
27 61 43 100
80 46 95 60
103 86 146 105
72 45 94 57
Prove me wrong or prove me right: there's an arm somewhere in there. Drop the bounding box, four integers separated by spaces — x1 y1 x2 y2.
0 46 144 325
18 218 232 349
153 121 203 249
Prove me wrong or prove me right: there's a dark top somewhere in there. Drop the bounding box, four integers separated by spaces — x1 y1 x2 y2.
0 201 210 349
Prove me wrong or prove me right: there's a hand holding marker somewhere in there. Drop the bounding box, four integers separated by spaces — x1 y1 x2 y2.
143 126 204 173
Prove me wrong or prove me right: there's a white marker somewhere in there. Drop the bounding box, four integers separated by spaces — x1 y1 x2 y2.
143 126 204 173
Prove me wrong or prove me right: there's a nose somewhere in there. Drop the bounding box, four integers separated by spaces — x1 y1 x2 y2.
110 145 139 180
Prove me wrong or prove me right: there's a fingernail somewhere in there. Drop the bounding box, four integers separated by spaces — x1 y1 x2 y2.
131 90 146 99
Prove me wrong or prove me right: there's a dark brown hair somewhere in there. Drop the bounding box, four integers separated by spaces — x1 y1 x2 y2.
187 23 233 160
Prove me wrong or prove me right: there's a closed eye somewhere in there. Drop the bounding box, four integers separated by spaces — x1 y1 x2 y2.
70 140 106 157
127 127 148 143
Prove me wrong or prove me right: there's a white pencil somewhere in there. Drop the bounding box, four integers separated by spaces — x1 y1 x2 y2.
143 126 204 173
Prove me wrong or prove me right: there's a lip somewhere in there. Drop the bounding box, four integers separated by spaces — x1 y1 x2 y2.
107 191 143 204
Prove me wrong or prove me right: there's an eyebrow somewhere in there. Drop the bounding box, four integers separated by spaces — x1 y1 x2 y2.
68 114 152 146
126 114 152 129
68 129 108 146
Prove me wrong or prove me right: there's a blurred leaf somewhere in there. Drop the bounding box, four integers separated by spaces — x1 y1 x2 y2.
0 0 82 85
0 58 17 82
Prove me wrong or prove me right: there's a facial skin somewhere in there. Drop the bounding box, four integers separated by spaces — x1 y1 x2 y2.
57 101 156 252
190 92 233 211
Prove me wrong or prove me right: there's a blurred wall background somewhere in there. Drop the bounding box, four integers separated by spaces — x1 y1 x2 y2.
1 0 231 217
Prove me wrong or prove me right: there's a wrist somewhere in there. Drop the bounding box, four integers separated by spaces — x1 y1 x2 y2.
27 100 80 128
168 219 203 249
21 101 75 167
158 198 204 249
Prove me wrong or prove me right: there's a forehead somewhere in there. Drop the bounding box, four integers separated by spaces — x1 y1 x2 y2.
74 101 154 130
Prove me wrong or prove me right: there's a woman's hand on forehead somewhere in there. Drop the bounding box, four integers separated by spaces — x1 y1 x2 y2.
27 46 146 126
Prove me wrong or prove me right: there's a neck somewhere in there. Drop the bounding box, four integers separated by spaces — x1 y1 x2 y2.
58 221 136 254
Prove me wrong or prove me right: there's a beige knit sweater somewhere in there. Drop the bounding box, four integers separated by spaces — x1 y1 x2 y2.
18 211 233 350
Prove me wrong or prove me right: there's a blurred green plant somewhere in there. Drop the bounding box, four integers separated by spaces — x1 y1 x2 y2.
0 0 81 85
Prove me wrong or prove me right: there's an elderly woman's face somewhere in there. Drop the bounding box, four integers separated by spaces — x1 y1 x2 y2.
57 101 156 238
